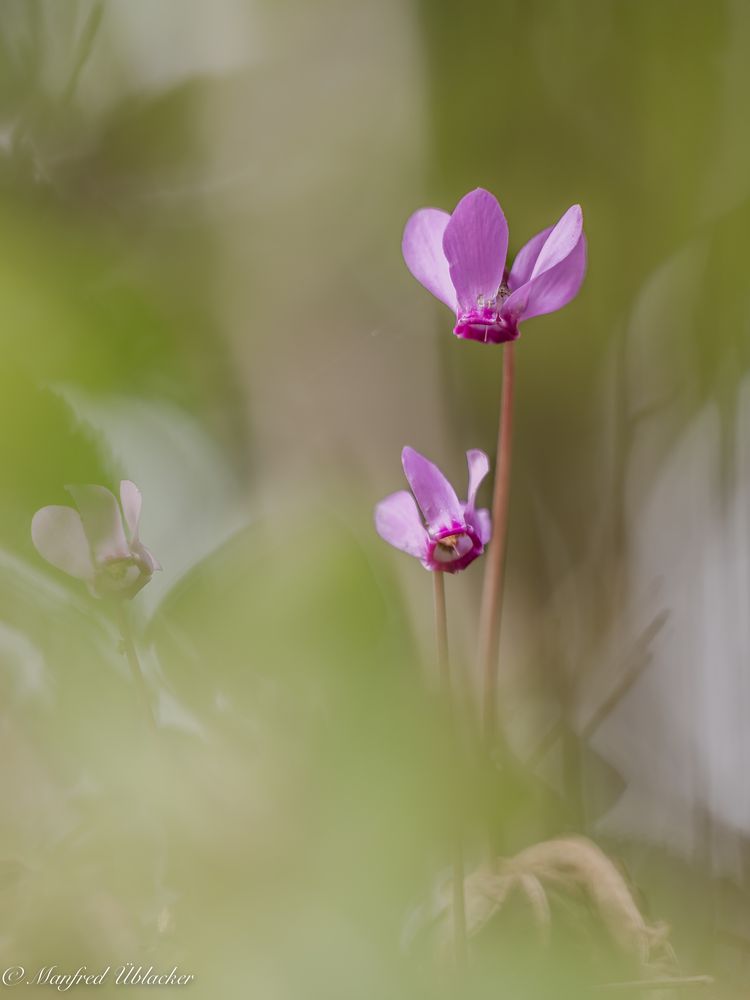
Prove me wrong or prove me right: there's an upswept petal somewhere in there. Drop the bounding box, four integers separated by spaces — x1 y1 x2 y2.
508 225 553 290
442 189 508 312
401 447 462 531
402 208 457 311
65 484 130 564
465 449 490 509
530 204 583 279
31 506 94 581
509 231 587 322
119 480 142 542
374 491 428 559
472 508 492 545
134 541 161 573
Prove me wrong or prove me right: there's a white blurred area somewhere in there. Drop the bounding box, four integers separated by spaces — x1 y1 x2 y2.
596 399 750 872
50 0 255 111
584 245 750 877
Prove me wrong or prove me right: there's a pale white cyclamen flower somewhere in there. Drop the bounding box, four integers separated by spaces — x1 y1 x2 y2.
32 480 160 599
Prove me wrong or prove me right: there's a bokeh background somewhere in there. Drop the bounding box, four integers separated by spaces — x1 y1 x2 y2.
0 0 749 996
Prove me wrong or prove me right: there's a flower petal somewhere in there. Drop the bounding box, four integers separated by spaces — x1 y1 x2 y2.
508 225 553 290
507 232 587 322
402 208 457 311
119 480 142 542
134 540 161 573
402 447 462 531
465 449 490 509
466 507 492 546
442 189 509 312
31 505 94 581
374 490 428 559
530 204 583 279
65 484 130 564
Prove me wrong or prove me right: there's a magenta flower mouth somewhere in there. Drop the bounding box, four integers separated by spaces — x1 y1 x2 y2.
453 306 519 345
425 523 483 573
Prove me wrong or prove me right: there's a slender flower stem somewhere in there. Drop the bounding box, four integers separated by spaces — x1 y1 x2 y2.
478 342 516 745
115 602 157 732
433 572 468 971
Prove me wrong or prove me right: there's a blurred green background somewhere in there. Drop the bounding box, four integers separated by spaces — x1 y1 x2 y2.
1 1 749 996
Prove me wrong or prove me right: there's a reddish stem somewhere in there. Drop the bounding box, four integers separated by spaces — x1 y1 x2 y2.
477 342 516 744
433 571 468 971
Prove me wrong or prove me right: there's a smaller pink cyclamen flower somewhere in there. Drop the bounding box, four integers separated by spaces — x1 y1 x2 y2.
31 480 160 599
402 188 586 344
375 447 491 573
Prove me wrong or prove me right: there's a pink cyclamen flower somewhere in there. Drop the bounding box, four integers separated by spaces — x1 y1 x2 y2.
402 188 586 344
32 480 160 599
375 447 491 573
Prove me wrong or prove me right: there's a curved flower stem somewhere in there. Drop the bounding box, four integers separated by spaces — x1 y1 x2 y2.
115 602 157 732
433 572 468 971
478 342 516 745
